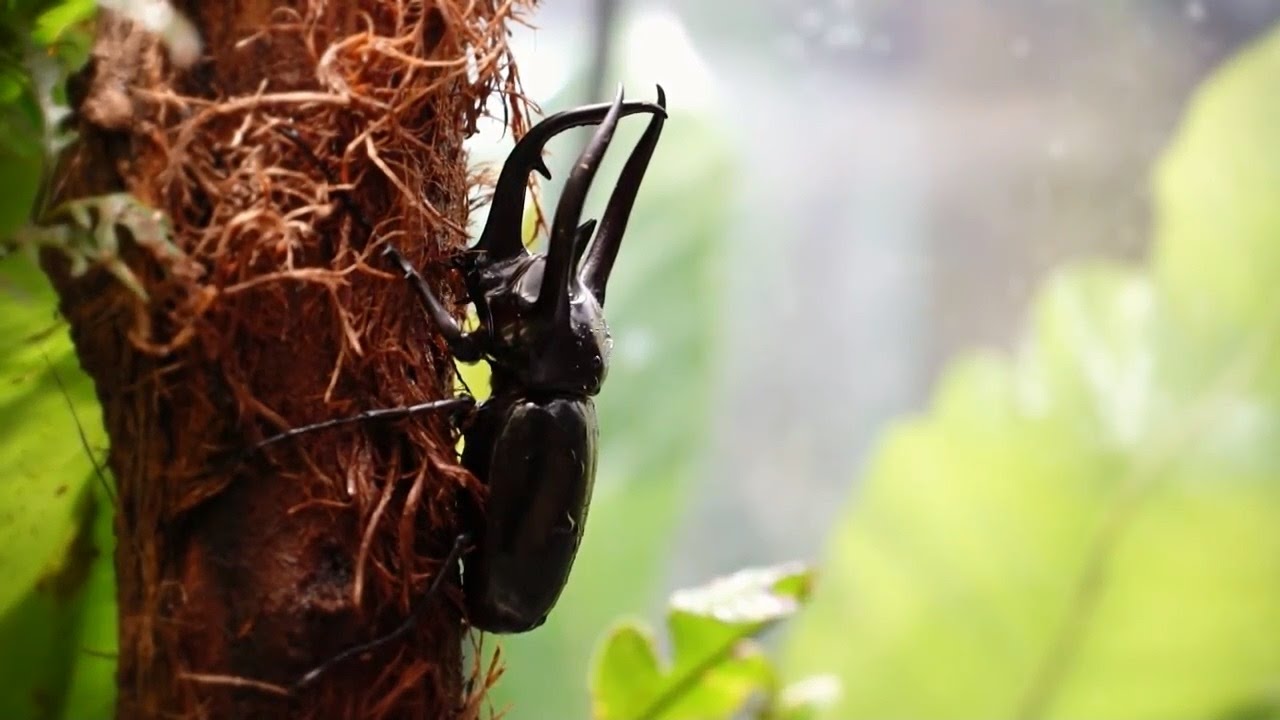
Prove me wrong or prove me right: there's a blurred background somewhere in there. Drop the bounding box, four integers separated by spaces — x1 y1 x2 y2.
465 1 1280 717
4 0 1280 718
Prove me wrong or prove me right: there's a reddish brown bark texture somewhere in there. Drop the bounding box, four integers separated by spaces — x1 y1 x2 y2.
40 2 529 717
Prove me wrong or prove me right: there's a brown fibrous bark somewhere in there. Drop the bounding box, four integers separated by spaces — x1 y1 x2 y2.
40 1 533 718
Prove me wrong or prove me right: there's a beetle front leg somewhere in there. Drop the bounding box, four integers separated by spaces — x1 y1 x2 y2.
383 244 483 362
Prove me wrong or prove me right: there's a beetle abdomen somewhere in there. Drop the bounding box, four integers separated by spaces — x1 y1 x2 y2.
462 395 599 633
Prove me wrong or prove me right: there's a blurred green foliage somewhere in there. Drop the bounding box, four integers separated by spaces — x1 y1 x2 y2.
590 563 825 720
0 3 121 718
782 24 1280 720
0 253 116 719
0 0 93 234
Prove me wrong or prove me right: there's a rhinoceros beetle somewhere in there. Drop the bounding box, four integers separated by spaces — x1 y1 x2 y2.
253 86 667 688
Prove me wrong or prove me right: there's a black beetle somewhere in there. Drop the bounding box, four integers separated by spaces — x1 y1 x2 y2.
391 85 666 632
254 86 667 687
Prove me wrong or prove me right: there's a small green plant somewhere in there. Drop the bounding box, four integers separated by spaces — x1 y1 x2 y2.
590 563 836 720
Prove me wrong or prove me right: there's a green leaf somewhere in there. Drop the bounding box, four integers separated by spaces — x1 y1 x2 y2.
783 26 1280 720
58 477 118 720
1153 26 1280 347
0 0 93 241
592 625 666 716
591 564 813 720
0 252 116 719
0 478 115 720
0 11 116 714
0 136 43 237
30 0 95 46
0 253 108 620
0 484 95 720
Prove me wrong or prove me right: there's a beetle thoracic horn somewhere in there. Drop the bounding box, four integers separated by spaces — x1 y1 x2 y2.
536 85 626 322
474 93 667 261
580 85 667 306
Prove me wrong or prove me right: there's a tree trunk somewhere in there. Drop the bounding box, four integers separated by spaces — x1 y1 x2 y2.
40 1 528 717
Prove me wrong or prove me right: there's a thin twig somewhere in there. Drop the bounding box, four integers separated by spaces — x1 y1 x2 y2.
44 351 117 507
181 672 291 698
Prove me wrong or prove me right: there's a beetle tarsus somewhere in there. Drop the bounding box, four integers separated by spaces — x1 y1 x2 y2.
383 244 483 362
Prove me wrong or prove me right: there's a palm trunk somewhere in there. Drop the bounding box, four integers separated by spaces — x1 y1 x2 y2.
40 2 527 717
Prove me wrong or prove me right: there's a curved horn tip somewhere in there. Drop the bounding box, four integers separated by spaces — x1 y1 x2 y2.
654 84 667 108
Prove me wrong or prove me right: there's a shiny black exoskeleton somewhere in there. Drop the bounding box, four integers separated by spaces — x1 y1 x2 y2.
386 85 666 632
263 85 666 688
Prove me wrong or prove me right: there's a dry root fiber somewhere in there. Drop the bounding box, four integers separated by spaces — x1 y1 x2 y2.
40 1 533 718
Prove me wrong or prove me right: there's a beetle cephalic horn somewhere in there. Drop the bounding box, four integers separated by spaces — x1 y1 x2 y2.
474 94 667 261
536 85 627 322
579 85 666 306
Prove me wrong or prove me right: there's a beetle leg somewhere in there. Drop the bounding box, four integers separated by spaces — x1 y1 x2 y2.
474 92 668 261
292 533 473 693
579 85 666 305
249 396 476 456
383 244 483 362
535 86 626 322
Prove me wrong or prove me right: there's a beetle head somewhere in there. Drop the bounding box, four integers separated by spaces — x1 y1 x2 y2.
471 85 666 396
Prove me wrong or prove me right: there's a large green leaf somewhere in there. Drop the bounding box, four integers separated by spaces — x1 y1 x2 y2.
782 24 1280 720
487 74 735 717
1152 24 1280 365
0 6 115 715
0 481 116 720
0 253 116 717
0 255 108 618
57 475 118 720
